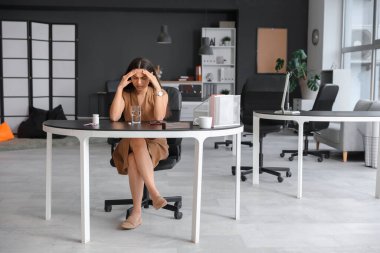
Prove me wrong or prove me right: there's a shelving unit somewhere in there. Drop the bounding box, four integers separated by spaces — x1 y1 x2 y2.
201 27 236 98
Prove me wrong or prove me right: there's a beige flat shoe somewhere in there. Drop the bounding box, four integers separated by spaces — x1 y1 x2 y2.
152 196 167 210
121 216 142 230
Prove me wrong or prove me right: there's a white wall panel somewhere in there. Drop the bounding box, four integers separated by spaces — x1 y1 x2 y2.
53 42 75 59
32 41 49 59
33 97 49 110
3 97 29 115
3 78 28 96
4 117 28 133
3 59 28 77
2 40 28 58
52 25 75 41
32 79 49 96
32 60 49 78
2 21 27 39
31 22 49 40
52 61 75 78
52 79 75 96
53 97 75 114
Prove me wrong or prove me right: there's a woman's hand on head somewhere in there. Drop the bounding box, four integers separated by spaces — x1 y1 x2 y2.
142 69 161 90
118 69 137 90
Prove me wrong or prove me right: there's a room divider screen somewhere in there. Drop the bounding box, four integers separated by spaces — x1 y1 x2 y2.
0 20 77 133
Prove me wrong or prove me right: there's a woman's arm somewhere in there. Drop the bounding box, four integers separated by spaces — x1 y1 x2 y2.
153 91 168 120
109 70 137 121
142 70 168 120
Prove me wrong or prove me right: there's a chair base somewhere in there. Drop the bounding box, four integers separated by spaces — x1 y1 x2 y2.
214 140 253 149
231 165 291 183
281 149 330 162
104 186 183 220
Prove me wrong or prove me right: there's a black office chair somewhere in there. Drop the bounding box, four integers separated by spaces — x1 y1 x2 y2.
232 75 291 182
280 84 339 162
104 86 183 220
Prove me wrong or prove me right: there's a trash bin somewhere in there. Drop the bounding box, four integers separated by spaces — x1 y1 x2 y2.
364 122 379 168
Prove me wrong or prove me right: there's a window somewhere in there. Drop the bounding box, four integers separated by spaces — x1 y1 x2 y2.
342 0 378 100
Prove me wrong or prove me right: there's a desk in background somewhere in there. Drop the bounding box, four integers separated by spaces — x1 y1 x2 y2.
43 120 243 244
252 111 380 199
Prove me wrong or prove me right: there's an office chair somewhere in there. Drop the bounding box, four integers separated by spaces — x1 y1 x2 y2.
280 84 339 162
231 75 292 182
104 86 183 220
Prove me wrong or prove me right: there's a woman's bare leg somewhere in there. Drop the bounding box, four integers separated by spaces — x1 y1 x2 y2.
127 153 144 218
129 138 161 199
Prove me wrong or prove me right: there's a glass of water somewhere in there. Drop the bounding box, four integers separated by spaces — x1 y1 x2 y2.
131 105 141 124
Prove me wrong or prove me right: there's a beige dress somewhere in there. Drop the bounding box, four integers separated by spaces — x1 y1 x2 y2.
112 86 169 175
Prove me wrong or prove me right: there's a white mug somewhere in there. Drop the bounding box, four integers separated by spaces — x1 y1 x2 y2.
92 114 99 125
194 116 213 129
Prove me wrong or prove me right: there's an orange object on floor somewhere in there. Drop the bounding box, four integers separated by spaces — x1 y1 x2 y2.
0 122 15 142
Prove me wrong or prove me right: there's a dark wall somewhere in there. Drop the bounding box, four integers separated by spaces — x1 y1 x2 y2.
0 0 308 117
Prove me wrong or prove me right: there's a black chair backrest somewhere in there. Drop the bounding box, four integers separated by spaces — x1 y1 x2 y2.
309 84 339 131
241 74 286 126
163 86 182 122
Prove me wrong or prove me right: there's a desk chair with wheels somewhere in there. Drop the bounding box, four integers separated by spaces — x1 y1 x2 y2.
280 84 339 162
232 75 291 182
104 86 183 220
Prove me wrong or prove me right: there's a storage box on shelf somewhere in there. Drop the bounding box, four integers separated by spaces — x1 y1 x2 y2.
201 27 236 98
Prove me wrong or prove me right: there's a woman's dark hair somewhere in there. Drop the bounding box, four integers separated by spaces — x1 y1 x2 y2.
123 57 162 92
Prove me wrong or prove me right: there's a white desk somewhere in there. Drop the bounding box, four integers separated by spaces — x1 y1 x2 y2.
43 120 243 244
252 111 380 199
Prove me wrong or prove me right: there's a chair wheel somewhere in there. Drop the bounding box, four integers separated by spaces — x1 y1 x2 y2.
174 201 182 209
277 176 284 183
280 153 285 158
286 171 292 177
104 205 112 212
241 175 247 181
174 211 183 220
317 157 323 162
289 156 294 161
231 166 236 176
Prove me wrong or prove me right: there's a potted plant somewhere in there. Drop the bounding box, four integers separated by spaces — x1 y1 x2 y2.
275 49 320 99
221 36 231 46
220 89 230 95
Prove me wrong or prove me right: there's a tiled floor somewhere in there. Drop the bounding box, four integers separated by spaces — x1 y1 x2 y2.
1 132 380 252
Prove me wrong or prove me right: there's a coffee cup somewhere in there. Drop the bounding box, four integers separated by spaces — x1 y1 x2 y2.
194 116 212 129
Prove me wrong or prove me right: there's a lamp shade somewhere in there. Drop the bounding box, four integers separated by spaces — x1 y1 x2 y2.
156 25 172 44
198 37 213 55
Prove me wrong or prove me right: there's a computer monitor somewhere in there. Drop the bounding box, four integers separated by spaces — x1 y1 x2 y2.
274 73 300 115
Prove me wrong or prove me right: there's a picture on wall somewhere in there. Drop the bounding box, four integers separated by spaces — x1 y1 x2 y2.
257 28 287 74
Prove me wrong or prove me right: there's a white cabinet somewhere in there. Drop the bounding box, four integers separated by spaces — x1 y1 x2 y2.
201 27 236 98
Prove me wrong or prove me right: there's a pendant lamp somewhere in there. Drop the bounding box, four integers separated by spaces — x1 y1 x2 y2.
156 25 172 44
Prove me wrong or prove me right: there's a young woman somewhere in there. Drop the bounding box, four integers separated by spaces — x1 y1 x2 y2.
110 57 169 230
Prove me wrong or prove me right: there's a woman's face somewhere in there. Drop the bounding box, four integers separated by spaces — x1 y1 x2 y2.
131 69 149 92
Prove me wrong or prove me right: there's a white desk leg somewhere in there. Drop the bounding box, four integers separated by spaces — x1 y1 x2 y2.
235 133 241 220
297 122 304 199
192 138 204 243
252 115 260 185
46 132 52 220
80 137 90 243
232 134 237 156
376 131 380 198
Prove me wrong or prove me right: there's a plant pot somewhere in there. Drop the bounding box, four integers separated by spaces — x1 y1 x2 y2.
299 78 318 100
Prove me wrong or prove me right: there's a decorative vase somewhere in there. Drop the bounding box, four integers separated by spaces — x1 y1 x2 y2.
299 77 318 100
